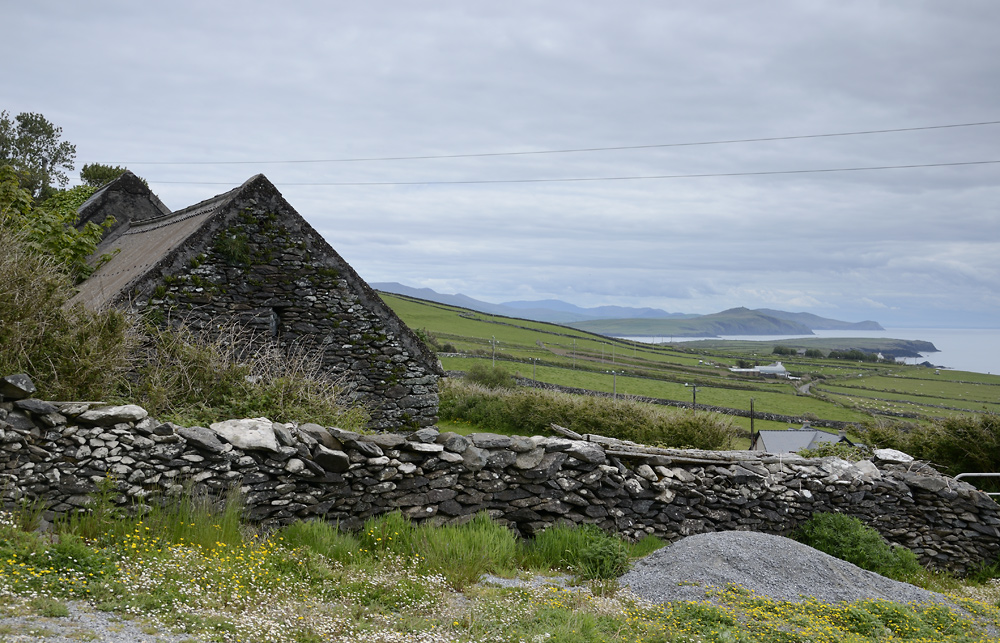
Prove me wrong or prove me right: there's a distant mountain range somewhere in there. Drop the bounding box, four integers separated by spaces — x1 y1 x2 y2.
372 282 884 336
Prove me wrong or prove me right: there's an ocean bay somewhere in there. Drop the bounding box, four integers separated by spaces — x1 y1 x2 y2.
619 328 1000 376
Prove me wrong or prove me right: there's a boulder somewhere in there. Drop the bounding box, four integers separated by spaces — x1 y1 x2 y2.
471 432 512 449
13 399 58 416
409 427 440 443
177 425 230 455
77 404 149 426
874 448 913 463
297 423 340 449
406 442 444 453
437 432 470 453
209 418 279 452
462 445 488 471
314 444 351 473
565 441 607 465
349 440 384 458
0 374 36 400
362 432 407 448
514 447 546 470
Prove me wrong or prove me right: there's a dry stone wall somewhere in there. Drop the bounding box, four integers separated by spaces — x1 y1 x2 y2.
3 382 998 573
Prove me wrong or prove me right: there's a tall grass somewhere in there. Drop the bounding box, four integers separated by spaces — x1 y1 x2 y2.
59 477 245 551
284 510 643 590
123 320 370 428
441 378 739 449
523 523 632 580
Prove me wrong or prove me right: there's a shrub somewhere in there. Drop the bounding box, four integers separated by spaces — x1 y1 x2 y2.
0 227 133 400
859 413 1000 481
1 165 114 282
794 512 923 582
440 378 738 449
464 362 515 389
524 524 630 580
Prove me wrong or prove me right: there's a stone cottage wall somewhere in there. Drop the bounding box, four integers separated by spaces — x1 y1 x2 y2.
129 185 438 429
2 393 998 573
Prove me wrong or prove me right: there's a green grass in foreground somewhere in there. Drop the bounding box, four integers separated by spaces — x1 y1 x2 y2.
3 495 1000 642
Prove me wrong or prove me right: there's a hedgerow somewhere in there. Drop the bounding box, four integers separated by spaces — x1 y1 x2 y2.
440 378 739 449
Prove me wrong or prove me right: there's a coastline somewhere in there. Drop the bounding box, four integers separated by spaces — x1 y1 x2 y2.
618 328 999 376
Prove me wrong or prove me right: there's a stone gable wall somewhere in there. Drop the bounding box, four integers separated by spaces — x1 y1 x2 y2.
129 188 439 429
2 395 998 573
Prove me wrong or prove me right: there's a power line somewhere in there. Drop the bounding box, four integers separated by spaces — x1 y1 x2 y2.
144 159 1000 187
109 120 1000 166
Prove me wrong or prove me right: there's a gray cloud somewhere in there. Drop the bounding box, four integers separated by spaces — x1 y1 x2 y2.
5 0 999 327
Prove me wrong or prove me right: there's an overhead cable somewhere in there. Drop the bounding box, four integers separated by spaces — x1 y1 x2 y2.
144 159 1000 187
108 120 1000 166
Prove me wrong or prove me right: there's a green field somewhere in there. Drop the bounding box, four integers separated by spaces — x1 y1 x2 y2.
383 292 1000 428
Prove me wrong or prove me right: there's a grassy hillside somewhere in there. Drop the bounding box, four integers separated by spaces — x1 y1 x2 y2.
568 307 814 337
381 292 1000 429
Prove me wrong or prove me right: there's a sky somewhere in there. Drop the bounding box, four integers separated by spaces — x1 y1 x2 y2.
4 1 999 328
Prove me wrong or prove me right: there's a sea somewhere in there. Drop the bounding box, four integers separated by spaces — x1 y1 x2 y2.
617 328 1000 376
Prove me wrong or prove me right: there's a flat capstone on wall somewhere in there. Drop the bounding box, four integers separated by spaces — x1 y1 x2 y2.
2 374 998 574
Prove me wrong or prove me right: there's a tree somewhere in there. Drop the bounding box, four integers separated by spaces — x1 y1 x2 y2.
81 163 134 188
0 164 112 281
0 164 32 225
0 110 76 199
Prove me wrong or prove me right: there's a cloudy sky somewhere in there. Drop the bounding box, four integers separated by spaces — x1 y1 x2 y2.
6 1 999 327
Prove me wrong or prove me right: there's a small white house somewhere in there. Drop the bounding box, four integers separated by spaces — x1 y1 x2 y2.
729 361 789 378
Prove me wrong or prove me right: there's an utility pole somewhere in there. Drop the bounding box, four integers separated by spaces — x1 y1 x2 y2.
750 397 756 447
685 383 698 407
491 336 496 366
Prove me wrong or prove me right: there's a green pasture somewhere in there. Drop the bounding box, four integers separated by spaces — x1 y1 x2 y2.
382 292 1000 427
441 356 872 425
815 384 1000 417
838 374 1000 403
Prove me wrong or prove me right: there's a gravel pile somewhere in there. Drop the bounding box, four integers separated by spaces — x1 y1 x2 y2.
620 530 950 606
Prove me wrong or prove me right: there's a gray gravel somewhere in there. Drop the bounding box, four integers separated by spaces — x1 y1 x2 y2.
0 599 198 643
620 530 950 605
